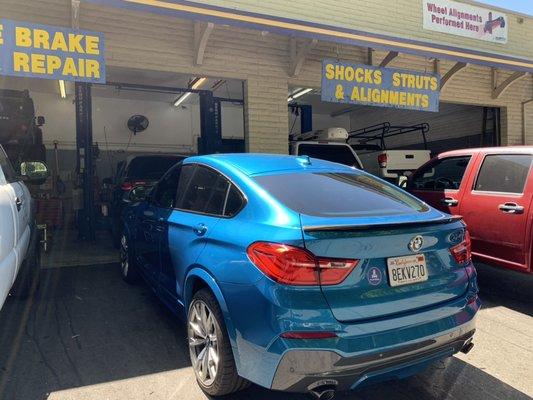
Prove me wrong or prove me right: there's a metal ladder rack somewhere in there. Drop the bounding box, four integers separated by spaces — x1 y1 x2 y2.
348 122 430 150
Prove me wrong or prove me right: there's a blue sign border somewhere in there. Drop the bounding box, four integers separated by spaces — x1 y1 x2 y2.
0 19 105 83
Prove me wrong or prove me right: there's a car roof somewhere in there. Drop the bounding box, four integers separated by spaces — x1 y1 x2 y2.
184 153 355 176
439 146 533 158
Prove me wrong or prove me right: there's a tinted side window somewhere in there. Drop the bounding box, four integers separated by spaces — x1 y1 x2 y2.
474 154 532 194
224 185 244 217
408 156 471 191
0 148 17 183
175 164 196 206
153 165 182 208
179 165 229 215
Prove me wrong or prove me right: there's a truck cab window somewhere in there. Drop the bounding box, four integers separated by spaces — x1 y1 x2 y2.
408 156 471 191
474 154 532 194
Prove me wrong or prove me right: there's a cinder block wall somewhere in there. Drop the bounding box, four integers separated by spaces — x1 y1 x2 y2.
1 0 531 153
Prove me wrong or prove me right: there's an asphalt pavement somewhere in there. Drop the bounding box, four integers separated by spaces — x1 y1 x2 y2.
0 262 531 400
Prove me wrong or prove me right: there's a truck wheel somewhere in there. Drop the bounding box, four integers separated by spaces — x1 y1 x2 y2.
188 289 250 396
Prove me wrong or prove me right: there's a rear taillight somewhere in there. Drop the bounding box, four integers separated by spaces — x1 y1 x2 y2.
121 182 133 191
450 231 472 264
121 180 147 191
378 153 388 168
246 242 358 286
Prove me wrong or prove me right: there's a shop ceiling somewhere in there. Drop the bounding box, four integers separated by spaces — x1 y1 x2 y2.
0 66 244 103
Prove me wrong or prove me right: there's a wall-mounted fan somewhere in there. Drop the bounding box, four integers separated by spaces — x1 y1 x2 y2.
127 115 149 135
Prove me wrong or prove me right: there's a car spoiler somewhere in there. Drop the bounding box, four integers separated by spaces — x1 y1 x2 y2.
303 215 464 232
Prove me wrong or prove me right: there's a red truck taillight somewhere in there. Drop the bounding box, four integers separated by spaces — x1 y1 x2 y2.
247 242 359 286
378 153 388 168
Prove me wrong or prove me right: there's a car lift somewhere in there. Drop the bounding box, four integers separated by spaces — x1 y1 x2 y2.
74 81 244 240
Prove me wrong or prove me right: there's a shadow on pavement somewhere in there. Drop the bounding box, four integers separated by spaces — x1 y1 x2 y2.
0 264 189 400
475 262 533 317
228 356 531 400
0 264 530 400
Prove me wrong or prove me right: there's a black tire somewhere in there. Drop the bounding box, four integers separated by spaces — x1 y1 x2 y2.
188 289 250 396
112 221 122 249
120 233 139 284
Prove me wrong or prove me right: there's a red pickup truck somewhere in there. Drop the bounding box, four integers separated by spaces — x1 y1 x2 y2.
407 147 533 274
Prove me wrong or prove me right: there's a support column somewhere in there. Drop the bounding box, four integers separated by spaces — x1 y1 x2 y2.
198 91 220 154
299 104 312 134
244 78 289 153
75 82 95 240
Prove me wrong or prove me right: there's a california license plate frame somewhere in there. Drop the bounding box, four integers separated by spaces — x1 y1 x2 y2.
387 254 428 287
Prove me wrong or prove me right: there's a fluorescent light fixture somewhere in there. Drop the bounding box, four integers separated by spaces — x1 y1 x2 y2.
287 87 313 102
173 77 207 107
173 92 192 107
58 80 66 98
191 77 207 89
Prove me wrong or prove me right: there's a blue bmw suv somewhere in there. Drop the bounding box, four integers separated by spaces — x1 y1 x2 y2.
121 154 479 398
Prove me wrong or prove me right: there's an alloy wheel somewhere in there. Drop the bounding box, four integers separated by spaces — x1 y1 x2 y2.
188 300 220 386
120 234 129 277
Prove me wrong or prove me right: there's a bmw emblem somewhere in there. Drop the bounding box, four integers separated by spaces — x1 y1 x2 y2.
408 235 424 252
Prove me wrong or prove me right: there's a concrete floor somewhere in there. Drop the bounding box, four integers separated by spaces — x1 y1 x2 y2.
0 262 531 400
41 229 119 269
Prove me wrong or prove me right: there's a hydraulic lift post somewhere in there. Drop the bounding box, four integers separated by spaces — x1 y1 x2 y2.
75 82 96 240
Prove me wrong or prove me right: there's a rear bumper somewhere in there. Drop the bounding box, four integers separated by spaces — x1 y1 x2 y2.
271 320 476 392
221 261 480 391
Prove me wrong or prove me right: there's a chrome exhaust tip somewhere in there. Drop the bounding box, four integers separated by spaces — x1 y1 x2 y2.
309 387 336 400
308 380 338 400
461 339 474 354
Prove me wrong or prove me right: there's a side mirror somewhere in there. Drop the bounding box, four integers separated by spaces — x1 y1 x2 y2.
127 185 149 203
397 175 408 188
35 116 45 126
20 161 50 185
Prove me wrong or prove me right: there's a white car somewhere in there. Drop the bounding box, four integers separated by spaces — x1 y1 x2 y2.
0 145 47 310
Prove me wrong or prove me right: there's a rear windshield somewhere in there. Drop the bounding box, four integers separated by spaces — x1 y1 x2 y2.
297 144 362 168
126 156 185 180
255 172 428 217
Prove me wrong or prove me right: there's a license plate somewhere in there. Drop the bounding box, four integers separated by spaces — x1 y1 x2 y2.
387 254 428 287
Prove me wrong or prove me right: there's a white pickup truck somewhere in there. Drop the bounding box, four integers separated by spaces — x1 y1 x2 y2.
348 123 431 181
290 127 364 169
0 145 48 310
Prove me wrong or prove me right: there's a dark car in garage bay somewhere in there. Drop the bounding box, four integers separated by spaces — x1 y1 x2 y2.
110 154 187 246
407 146 533 274
120 153 479 398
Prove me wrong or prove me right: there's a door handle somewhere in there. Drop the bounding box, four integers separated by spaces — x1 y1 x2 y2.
193 223 208 236
498 203 524 214
15 197 22 211
440 197 459 207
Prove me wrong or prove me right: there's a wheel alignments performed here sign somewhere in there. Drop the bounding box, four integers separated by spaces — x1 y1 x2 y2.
321 59 440 112
0 19 105 83
422 0 508 43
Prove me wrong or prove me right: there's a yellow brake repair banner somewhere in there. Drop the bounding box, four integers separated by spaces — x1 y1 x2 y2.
0 19 105 83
